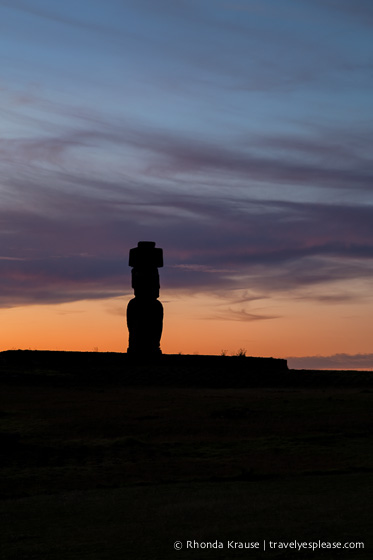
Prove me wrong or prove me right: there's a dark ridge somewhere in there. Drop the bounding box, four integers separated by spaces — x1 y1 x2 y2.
0 350 372 388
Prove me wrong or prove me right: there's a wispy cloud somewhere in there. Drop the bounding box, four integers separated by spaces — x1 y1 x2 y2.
0 101 372 308
207 308 280 322
312 0 373 26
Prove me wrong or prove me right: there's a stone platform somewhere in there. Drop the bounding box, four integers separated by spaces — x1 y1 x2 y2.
0 350 371 388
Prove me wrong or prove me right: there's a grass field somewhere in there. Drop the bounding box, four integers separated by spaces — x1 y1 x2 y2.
0 352 372 559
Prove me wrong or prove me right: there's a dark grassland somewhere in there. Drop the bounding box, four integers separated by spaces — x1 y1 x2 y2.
0 351 372 559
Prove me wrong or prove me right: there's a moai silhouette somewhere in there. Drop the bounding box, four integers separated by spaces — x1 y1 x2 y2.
126 241 164 358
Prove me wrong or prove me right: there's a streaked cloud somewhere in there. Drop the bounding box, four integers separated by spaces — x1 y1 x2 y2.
0 101 372 308
207 308 280 322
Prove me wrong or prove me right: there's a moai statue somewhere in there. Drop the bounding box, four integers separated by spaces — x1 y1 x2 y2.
126 241 164 358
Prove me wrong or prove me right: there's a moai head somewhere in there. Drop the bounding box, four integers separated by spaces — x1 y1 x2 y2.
129 241 163 299
129 241 163 269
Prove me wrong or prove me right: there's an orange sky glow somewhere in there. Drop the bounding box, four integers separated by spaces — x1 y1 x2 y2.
1 287 372 369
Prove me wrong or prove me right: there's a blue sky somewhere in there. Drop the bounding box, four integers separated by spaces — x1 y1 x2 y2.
1 0 372 366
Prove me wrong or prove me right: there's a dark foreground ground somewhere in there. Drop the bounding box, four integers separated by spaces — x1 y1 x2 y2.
0 351 372 559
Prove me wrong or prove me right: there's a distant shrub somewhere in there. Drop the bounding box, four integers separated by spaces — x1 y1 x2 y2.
235 348 247 357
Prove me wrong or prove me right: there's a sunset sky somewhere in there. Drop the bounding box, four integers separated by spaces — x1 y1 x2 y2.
1 0 372 369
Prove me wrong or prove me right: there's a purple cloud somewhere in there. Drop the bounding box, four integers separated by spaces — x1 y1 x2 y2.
0 105 372 308
1 189 372 307
287 353 373 370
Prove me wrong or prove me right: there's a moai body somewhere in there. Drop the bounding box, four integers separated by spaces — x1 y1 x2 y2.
126 241 163 357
